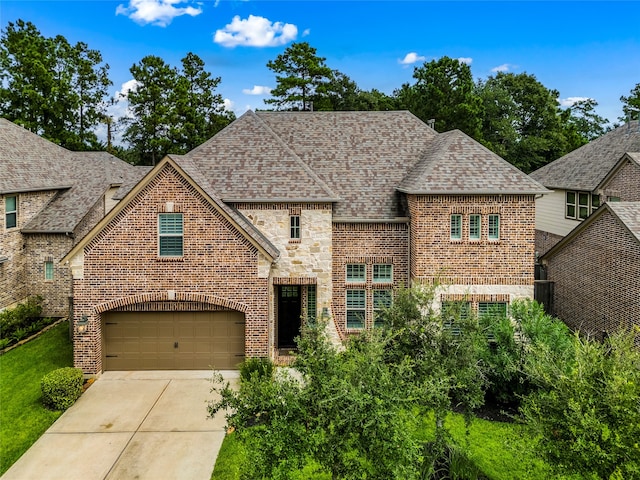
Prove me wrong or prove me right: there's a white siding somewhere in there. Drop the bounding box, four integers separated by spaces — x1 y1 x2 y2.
104 187 120 214
535 189 582 237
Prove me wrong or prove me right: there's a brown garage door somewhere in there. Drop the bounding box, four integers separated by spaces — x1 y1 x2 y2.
103 311 245 370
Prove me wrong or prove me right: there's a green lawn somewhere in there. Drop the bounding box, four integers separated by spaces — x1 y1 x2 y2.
0 321 73 475
211 411 581 480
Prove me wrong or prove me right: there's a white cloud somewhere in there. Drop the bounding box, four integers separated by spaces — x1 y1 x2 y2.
223 98 235 111
302 28 311 37
117 79 140 99
491 63 511 73
560 96 591 107
242 85 272 95
214 15 298 47
399 52 426 65
116 0 202 27
458 57 473 65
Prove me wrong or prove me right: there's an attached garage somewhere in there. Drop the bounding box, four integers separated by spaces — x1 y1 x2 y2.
103 310 245 370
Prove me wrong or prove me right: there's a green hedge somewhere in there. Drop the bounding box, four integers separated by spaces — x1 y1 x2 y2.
0 296 53 349
41 367 83 410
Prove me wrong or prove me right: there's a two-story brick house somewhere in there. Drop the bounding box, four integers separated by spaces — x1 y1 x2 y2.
0 118 145 317
62 110 547 374
530 121 640 255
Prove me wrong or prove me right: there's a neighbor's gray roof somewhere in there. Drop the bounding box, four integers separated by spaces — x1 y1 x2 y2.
398 130 548 195
609 201 640 243
171 155 279 259
0 118 143 233
256 110 438 219
530 120 640 191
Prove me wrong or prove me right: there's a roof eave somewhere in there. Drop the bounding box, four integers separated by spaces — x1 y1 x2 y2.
0 185 72 195
396 188 550 195
224 197 340 203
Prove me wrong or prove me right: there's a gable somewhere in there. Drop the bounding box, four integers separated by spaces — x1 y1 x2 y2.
63 157 279 266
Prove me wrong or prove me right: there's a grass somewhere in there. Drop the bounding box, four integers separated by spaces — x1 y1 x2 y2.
211 410 581 480
0 321 73 475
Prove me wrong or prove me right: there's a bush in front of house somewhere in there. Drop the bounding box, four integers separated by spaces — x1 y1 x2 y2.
41 367 83 410
0 296 54 348
239 357 275 382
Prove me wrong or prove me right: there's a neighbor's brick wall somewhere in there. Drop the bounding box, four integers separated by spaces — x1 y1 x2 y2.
535 229 564 257
23 234 73 317
408 195 536 286
545 209 640 341
599 158 640 201
74 195 105 246
0 191 58 310
72 164 270 374
332 222 409 338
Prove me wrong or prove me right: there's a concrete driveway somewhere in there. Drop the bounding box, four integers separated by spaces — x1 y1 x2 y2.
1 370 239 480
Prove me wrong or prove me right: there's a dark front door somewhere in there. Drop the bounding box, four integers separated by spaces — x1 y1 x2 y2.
277 286 302 349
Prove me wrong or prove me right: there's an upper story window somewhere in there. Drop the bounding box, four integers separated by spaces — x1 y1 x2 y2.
566 191 598 221
373 264 393 283
488 214 500 240
346 263 366 283
44 261 54 280
290 215 300 240
469 214 481 240
5 196 17 229
158 213 183 257
450 214 462 240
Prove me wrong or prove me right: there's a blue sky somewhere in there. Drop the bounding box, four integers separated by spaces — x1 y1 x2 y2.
2 0 640 136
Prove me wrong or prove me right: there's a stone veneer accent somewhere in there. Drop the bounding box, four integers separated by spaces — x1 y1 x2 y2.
71 165 272 374
234 203 338 350
544 209 640 343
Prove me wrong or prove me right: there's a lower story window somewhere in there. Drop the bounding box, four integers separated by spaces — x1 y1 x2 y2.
346 289 365 329
478 302 508 318
373 290 392 328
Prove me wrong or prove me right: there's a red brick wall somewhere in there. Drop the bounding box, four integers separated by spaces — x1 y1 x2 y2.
408 195 536 286
332 222 408 337
545 210 640 342
72 164 270 373
535 229 564 257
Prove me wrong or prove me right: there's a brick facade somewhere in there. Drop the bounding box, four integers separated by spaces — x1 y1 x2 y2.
535 229 564 257
71 164 271 373
408 195 536 286
1 190 67 315
544 209 640 343
332 222 409 338
599 158 640 201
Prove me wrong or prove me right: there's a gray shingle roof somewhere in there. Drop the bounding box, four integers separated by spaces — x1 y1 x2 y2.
187 111 339 203
530 121 640 191
170 155 279 259
609 202 640 243
398 130 548 195
256 110 438 219
0 118 142 233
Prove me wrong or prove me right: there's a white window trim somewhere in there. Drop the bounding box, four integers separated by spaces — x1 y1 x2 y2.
469 214 481 240
44 261 54 281
488 214 500 240
373 264 393 283
450 214 462 240
5 195 17 230
346 289 366 329
346 263 366 283
290 215 300 240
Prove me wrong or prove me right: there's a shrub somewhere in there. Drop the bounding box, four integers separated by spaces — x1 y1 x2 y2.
0 296 44 345
41 367 83 410
239 357 274 382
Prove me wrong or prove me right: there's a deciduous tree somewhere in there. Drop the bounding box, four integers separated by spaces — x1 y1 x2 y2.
620 82 640 122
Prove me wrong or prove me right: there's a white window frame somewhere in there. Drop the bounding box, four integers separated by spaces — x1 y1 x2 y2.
346 289 366 329
158 213 184 257
373 264 393 283
488 214 500 240
5 195 17 229
566 191 598 220
478 302 508 318
469 214 481 240
450 214 462 240
346 263 366 283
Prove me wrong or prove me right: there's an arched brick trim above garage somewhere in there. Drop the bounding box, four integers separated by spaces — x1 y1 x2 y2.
93 292 249 315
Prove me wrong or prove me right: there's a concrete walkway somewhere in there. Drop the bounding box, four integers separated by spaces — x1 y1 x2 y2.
2 371 239 480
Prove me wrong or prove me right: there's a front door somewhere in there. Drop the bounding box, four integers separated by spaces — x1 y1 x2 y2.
277 286 301 349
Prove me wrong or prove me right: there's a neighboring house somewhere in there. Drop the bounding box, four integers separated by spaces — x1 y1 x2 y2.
0 118 146 317
62 110 547 375
540 202 640 344
530 120 640 256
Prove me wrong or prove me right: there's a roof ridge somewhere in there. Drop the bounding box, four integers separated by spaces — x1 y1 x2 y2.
252 111 340 201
